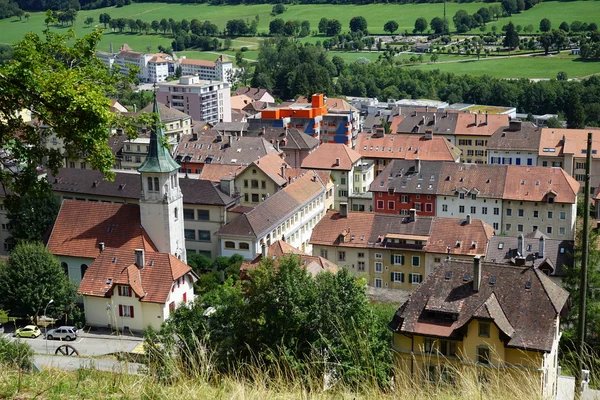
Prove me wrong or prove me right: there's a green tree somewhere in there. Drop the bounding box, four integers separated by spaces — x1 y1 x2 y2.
383 20 398 35
0 242 77 319
84 16 94 26
150 20 159 33
501 0 517 15
14 8 23 20
539 18 551 33
223 37 232 49
283 20 298 36
269 18 284 35
414 17 428 34
566 86 585 128
556 71 568 81
539 32 553 55
159 18 168 34
503 21 519 49
430 17 448 35
552 29 568 52
99 13 110 28
0 30 143 197
326 19 341 36
430 53 439 62
559 21 570 33
349 16 367 33
271 4 285 15
44 9 56 28
545 116 562 128
318 17 329 34
24 13 30 21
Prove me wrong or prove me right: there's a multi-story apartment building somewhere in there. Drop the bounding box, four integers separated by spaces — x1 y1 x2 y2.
178 55 233 83
175 133 279 174
356 132 461 176
435 163 506 233
301 143 372 210
248 95 360 147
97 44 176 83
389 257 567 399
216 172 328 259
310 209 493 289
369 159 445 216
537 128 600 193
37 168 238 260
243 127 320 169
157 75 231 124
487 121 541 166
501 165 578 239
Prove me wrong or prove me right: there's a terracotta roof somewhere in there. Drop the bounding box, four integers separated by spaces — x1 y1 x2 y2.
454 113 510 137
78 248 193 304
485 233 573 276
538 128 600 158
301 143 362 170
396 111 459 135
309 210 376 248
503 166 579 203
198 164 244 182
230 94 254 110
232 87 272 101
437 163 507 198
252 152 293 186
356 134 461 161
180 58 216 67
369 159 445 194
217 172 326 239
426 217 494 256
241 240 339 278
389 259 568 352
175 134 279 165
47 200 157 259
487 121 542 152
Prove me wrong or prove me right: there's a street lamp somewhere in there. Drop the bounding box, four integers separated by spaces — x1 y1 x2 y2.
44 299 54 354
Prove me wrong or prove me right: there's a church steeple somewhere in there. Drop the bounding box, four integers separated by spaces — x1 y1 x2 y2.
138 91 180 174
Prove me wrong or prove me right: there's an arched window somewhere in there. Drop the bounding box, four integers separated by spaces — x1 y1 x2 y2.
61 262 68 275
224 241 235 249
80 264 88 279
147 177 153 191
239 242 250 250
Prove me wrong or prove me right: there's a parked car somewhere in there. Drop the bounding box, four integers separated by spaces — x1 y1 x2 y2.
45 326 78 341
0 323 4 334
14 325 41 338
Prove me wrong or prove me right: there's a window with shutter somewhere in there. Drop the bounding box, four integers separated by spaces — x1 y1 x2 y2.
130 306 134 318
118 286 122 296
118 304 123 317
183 292 187 303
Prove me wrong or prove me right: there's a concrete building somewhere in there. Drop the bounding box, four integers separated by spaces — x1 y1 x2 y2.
179 55 233 83
157 75 231 125
487 121 541 166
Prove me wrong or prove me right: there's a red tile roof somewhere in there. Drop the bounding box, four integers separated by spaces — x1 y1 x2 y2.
503 166 579 203
426 217 494 256
78 248 193 304
310 210 376 248
538 128 600 158
180 58 216 67
198 164 244 182
454 113 510 137
301 143 362 170
47 200 157 259
357 133 461 161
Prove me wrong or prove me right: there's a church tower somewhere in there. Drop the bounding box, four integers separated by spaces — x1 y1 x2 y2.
138 92 186 263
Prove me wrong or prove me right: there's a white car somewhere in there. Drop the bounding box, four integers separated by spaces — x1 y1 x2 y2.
45 326 78 341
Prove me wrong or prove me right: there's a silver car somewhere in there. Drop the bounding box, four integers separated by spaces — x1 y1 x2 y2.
45 326 78 341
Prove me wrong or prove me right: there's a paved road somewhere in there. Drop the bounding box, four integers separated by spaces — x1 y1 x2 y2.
34 355 143 375
3 332 141 356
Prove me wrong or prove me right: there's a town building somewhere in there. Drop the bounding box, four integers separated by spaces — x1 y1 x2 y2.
174 133 279 174
156 75 231 124
388 257 567 399
232 87 275 103
487 121 541 166
216 172 328 259
369 159 445 216
484 231 574 284
243 127 320 168
301 143 372 211
537 128 600 193
97 44 176 83
178 55 233 82
309 209 493 289
356 133 461 176
453 113 509 164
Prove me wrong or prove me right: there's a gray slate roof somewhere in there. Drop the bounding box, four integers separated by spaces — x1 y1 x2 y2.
487 121 542 152
484 232 573 277
370 159 445 194
389 259 569 353
137 102 191 122
396 111 459 135
244 127 320 151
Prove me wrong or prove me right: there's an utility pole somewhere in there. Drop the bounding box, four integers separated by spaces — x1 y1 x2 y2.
576 131 593 397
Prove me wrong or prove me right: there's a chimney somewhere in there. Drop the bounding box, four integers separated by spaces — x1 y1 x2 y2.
220 177 235 197
409 208 416 222
99 242 105 252
485 113 488 125
261 242 268 259
509 120 522 130
415 158 421 173
518 234 525 256
228 135 233 147
539 236 545 258
339 202 348 217
473 255 482 292
259 127 265 136
425 105 429 112
281 163 286 180
134 249 145 268
466 214 471 225
335 158 341 167
192 132 198 141
474 112 478 126
562 134 566 145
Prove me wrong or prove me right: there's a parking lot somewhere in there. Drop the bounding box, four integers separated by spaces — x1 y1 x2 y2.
2 329 142 356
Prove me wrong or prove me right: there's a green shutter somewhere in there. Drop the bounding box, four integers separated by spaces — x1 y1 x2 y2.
401 255 405 265
401 272 405 282
391 254 395 264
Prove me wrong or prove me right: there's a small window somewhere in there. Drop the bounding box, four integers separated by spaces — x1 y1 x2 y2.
374 278 382 288
183 209 195 220
338 251 346 261
198 230 211 241
80 264 88 279
174 207 179 220
239 242 250 250
412 256 420 267
374 262 383 273
224 241 236 249
478 322 490 338
477 346 491 365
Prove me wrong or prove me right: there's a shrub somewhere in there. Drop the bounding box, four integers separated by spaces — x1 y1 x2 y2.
240 46 249 52
0 335 34 370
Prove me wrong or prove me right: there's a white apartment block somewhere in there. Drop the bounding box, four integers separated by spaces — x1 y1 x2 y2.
156 76 231 125
179 55 233 83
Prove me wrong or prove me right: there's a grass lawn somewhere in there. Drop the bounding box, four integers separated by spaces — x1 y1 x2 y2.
487 1 600 33
408 53 600 79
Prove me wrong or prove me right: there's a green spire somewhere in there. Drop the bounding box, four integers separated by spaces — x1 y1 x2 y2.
138 90 180 173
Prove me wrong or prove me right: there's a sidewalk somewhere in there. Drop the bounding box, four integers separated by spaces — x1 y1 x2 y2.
34 355 143 375
78 327 144 342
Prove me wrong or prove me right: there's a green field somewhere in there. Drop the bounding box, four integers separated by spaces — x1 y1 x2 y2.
407 53 600 79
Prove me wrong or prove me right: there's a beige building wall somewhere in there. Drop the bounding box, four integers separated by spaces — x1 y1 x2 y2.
311 244 371 281
501 199 576 240
456 135 488 164
236 167 280 207
183 203 228 259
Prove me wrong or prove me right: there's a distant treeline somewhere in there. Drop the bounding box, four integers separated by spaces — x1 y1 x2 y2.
13 0 131 12
127 0 504 5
